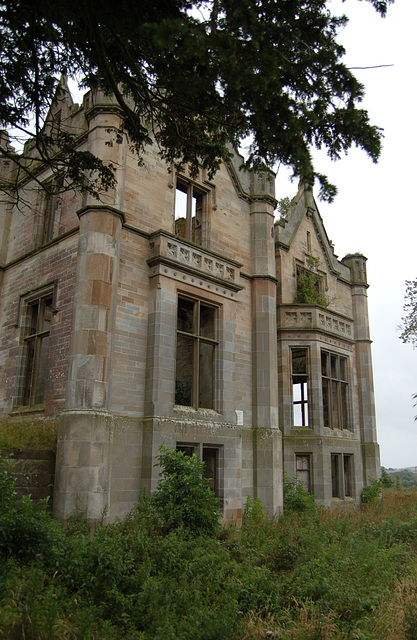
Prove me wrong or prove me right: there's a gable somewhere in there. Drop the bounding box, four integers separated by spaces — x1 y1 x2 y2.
276 181 350 282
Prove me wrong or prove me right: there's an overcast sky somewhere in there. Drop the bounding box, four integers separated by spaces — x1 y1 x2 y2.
275 0 417 469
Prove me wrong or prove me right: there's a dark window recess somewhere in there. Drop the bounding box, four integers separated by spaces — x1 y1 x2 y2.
174 180 204 244
321 351 349 429
331 453 354 499
203 447 218 495
331 453 340 497
176 445 195 457
175 297 217 409
344 455 352 497
292 348 309 427
22 295 53 406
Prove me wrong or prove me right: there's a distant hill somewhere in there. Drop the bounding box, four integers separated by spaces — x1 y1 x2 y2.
383 466 417 488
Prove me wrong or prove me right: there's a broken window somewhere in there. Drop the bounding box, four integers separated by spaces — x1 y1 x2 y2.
292 348 309 427
174 178 205 244
21 291 54 407
331 453 354 498
176 443 222 499
296 454 311 493
321 351 349 429
175 297 217 409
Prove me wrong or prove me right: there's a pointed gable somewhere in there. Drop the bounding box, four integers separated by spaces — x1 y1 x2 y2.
276 180 350 282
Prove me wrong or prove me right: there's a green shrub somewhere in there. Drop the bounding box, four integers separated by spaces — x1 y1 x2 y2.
149 446 221 537
361 477 382 504
242 496 267 528
283 475 317 513
380 468 395 488
0 460 64 566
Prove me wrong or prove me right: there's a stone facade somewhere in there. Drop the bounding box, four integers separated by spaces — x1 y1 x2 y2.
0 83 380 523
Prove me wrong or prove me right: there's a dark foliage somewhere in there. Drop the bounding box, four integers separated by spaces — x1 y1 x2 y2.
0 0 393 201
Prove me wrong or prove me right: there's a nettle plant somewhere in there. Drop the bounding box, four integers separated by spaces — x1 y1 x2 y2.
294 255 329 307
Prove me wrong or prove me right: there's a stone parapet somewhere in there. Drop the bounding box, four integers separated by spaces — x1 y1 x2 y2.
147 231 242 292
277 304 354 342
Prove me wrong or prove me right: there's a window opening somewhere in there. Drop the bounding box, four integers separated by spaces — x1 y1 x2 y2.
331 454 340 498
175 179 204 244
331 453 354 499
42 175 63 243
296 454 311 493
321 351 349 429
344 455 352 497
176 443 221 499
175 297 217 409
22 294 53 406
292 348 309 427
203 447 218 495
176 445 196 457
294 258 328 306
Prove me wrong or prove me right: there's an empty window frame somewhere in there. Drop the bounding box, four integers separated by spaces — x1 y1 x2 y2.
294 264 326 304
19 289 54 407
321 351 349 429
42 175 64 244
175 297 218 409
176 443 222 499
174 178 205 244
331 453 353 498
296 454 311 493
292 348 309 427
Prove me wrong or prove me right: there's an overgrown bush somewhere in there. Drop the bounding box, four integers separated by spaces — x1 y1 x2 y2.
0 461 64 567
381 468 395 488
361 477 382 504
2 456 417 639
149 446 222 537
242 496 267 528
283 475 317 513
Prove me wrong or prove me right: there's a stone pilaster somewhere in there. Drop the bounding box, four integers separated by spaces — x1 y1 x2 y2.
144 273 177 417
249 171 282 514
54 205 124 520
342 254 380 482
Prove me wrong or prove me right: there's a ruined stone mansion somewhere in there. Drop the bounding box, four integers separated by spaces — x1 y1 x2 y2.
0 84 380 523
